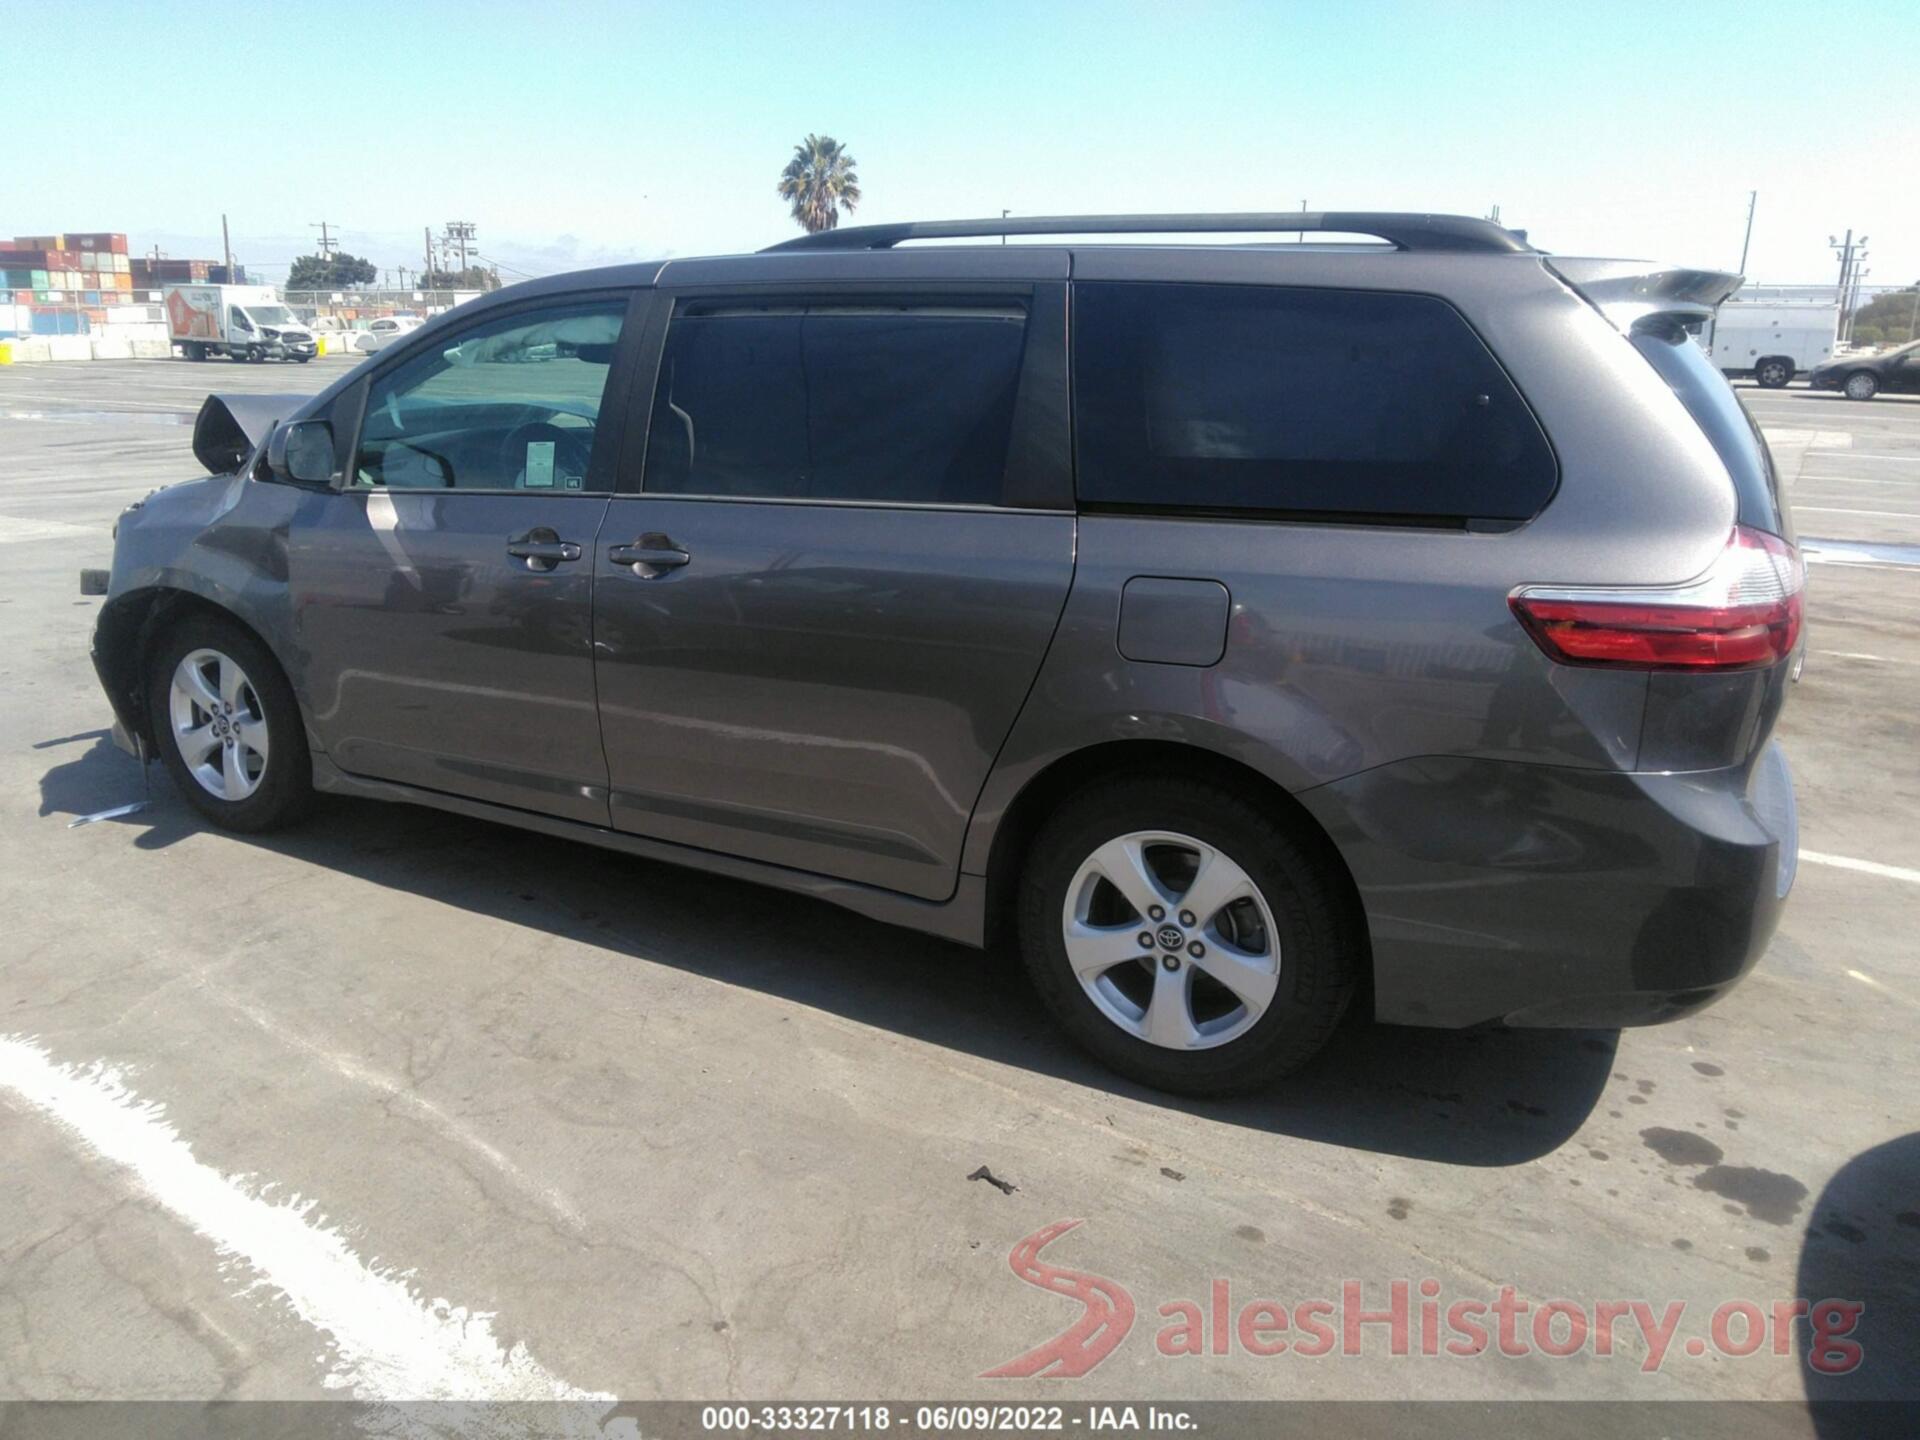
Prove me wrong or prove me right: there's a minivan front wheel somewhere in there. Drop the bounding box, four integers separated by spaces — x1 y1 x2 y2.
147 615 313 832
1016 778 1356 1094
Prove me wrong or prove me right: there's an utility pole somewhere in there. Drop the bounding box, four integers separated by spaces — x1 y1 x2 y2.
1908 281 1919 343
1831 231 1869 343
1737 191 1757 275
424 227 435 287
310 221 337 259
221 213 233 279
1001 209 1009 246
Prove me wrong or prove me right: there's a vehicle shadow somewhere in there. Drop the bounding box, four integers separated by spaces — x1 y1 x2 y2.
1796 1131 1920 1435
39 735 1617 1167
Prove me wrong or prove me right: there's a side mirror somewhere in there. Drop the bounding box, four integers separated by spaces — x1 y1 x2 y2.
267 419 336 486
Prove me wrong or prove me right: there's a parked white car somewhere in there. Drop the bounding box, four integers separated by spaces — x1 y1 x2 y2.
352 315 426 353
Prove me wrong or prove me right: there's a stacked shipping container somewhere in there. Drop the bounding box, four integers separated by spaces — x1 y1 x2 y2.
2 231 247 337
0 231 136 335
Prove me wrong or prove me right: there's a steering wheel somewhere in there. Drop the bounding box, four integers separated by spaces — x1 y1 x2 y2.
500 421 594 490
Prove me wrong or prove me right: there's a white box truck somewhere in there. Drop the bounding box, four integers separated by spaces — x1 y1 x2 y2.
164 284 317 363
1696 299 1838 387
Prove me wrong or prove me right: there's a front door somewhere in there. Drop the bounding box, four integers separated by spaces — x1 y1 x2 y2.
290 293 639 824
591 281 1076 899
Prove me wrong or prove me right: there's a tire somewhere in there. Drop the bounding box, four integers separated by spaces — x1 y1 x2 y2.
1755 358 1793 388
147 614 313 833
294 354 312 363
185 342 205 361
1015 775 1358 1095
1844 371 1879 401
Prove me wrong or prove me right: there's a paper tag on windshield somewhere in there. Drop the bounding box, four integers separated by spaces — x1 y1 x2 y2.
524 441 556 488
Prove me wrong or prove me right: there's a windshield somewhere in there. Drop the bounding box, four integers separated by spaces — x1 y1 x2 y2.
245 305 297 327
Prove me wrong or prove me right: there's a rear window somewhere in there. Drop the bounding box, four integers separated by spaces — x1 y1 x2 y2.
1630 319 1786 537
1072 282 1557 524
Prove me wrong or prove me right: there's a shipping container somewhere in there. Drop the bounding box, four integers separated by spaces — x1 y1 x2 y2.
31 309 87 335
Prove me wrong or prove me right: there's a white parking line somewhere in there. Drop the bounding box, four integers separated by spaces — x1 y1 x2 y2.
0 516 103 544
1793 505 1920 518
1816 649 1918 665
1846 970 1919 1009
1801 852 1920 885
0 1034 610 1405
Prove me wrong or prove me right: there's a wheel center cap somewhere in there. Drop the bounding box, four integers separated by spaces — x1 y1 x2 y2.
1156 923 1185 952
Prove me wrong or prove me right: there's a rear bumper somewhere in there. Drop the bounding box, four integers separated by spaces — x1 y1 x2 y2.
1300 745 1796 1030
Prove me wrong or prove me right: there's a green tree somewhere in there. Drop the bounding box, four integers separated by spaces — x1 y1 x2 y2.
1845 287 1920 347
778 134 861 233
422 265 502 291
286 252 378 290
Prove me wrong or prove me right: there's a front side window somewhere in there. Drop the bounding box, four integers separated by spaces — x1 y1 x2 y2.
642 302 1028 505
229 307 253 333
1072 282 1557 524
354 301 625 491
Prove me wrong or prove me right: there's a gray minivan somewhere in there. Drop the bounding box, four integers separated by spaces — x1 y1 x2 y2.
87 213 1802 1094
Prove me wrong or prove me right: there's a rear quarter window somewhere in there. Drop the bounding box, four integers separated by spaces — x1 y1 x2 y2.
1071 282 1557 525
1630 318 1786 537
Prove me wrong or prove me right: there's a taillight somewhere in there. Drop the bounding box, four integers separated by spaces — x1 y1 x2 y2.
1510 526 1804 671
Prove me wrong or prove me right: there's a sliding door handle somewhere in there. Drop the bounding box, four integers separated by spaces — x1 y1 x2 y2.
609 533 691 574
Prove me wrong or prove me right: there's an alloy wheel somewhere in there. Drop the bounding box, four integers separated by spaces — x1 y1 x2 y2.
1061 830 1281 1050
168 647 270 801
1845 372 1878 401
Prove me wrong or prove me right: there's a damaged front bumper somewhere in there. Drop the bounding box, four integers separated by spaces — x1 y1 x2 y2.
82 568 143 758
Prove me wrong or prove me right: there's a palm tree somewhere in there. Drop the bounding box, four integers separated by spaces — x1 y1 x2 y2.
778 134 861 234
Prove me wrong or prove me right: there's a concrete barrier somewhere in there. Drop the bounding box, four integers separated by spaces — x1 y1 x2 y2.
89 337 135 360
130 339 172 359
46 336 92 362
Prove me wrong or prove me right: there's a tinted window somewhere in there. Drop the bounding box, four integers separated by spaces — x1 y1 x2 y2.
1072 282 1556 523
1631 319 1785 536
354 302 624 491
643 305 1026 505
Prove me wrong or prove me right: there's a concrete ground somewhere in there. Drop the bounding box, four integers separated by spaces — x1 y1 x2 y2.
0 357 1914 1419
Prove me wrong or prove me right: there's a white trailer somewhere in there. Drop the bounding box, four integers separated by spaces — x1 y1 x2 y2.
1697 299 1838 387
164 284 317 363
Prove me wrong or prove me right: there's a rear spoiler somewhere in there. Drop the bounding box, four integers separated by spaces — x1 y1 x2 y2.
1546 258 1744 333
191 392 315 474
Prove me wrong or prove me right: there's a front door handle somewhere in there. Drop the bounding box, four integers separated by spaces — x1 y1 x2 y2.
608 533 691 575
507 528 583 572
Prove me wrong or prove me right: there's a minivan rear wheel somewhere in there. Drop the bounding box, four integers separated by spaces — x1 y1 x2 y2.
147 614 313 833
1016 777 1356 1095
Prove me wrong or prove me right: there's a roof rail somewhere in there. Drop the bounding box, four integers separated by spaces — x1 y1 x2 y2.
762 211 1532 255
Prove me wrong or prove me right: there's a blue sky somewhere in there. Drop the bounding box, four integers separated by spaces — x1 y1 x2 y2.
14 0 1916 287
